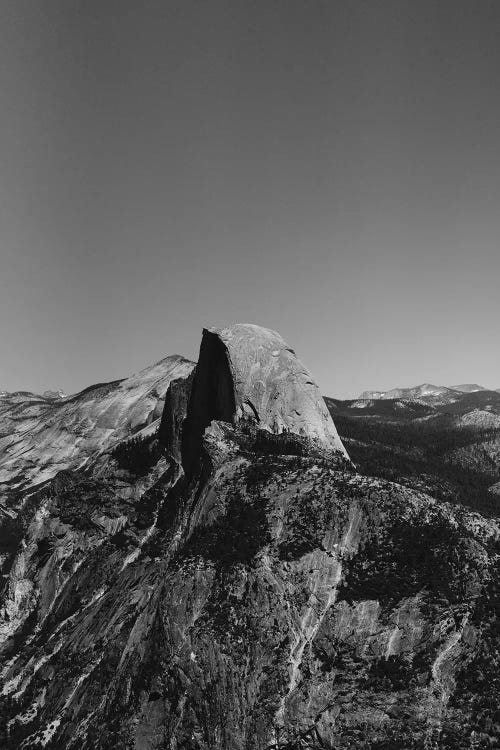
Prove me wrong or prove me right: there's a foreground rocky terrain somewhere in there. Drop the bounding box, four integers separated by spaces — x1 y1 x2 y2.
1 325 499 749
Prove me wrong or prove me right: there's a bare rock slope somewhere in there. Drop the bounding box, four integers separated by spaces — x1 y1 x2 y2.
0 355 195 503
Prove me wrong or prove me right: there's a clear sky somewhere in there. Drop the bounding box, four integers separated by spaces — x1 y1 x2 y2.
1 1 499 398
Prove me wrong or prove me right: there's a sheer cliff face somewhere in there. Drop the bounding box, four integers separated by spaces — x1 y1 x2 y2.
1 326 499 750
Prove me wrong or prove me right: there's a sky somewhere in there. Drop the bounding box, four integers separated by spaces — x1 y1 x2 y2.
1 1 499 399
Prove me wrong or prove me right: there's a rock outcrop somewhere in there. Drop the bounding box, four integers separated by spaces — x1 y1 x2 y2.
158 370 195 465
182 324 349 476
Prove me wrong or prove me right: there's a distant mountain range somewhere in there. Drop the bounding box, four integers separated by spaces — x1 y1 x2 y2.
359 383 500 402
0 388 67 401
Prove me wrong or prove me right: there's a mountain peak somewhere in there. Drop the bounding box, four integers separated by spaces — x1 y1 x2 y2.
181 324 349 476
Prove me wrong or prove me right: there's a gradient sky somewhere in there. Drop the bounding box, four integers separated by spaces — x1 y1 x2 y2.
1 1 499 398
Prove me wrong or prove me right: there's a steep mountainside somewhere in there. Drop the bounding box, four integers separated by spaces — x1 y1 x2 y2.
0 355 194 505
1 327 499 749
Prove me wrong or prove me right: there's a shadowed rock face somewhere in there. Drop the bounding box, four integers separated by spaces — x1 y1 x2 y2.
182 324 349 476
158 370 195 465
181 329 237 477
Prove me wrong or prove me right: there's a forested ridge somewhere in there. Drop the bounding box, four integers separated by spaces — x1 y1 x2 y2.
329 407 500 517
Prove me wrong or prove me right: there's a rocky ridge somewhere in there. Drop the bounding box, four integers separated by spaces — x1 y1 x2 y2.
0 355 194 504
